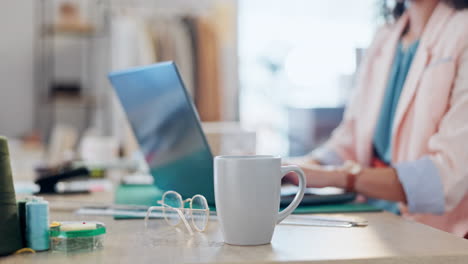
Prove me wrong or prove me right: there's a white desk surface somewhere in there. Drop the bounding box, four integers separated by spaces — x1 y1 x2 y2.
4 192 468 264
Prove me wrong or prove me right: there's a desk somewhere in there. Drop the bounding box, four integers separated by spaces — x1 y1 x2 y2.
6 140 468 263
4 193 468 264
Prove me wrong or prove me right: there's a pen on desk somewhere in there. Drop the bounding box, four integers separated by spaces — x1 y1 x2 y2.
305 216 368 226
282 215 368 227
280 219 354 228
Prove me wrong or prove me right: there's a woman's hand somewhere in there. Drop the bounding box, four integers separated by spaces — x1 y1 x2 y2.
283 162 347 189
284 158 407 203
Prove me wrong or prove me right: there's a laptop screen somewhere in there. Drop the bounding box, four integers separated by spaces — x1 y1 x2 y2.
109 62 214 201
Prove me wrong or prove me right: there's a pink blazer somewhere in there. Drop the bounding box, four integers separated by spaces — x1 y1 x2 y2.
325 3 468 237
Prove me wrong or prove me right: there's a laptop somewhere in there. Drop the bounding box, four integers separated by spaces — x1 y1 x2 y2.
109 62 355 205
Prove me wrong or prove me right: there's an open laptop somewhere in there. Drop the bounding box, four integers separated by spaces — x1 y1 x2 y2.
108 62 355 205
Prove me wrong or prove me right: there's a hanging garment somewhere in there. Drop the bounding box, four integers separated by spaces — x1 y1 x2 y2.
110 15 156 70
195 17 221 121
151 18 196 97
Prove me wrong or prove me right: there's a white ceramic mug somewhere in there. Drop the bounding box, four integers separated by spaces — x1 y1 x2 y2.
214 155 306 245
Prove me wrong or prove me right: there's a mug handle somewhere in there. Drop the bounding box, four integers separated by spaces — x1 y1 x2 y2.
277 165 306 223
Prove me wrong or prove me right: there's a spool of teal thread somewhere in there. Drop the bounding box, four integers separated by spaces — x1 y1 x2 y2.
26 197 50 251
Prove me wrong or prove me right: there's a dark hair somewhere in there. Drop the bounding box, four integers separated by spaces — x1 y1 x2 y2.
384 0 468 21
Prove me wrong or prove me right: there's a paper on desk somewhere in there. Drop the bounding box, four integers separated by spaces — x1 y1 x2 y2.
76 207 157 218
76 206 367 228
75 206 218 220
281 184 344 196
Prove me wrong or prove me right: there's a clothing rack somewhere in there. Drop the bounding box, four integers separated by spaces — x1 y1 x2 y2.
108 0 239 121
105 0 215 17
108 0 239 153
34 0 238 144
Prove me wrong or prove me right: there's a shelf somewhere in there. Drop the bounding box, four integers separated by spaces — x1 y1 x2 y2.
40 23 108 39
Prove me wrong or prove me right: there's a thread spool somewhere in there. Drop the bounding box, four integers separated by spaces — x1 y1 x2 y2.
26 197 50 251
17 199 28 246
0 136 23 255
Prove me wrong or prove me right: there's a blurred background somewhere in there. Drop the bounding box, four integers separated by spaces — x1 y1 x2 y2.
0 0 388 184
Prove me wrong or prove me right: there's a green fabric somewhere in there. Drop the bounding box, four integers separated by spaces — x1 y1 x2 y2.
114 185 165 219
291 203 381 214
115 184 165 207
115 185 381 219
0 136 23 255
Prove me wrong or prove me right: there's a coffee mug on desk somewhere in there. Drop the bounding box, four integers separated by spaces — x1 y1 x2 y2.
214 155 306 246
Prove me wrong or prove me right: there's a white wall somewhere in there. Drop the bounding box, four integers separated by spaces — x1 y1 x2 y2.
0 0 35 137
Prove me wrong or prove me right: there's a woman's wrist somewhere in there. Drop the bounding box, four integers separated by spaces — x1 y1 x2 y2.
329 162 363 191
329 169 348 189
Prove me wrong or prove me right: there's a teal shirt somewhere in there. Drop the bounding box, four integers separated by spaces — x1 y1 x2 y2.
373 40 420 164
316 39 444 215
369 40 420 214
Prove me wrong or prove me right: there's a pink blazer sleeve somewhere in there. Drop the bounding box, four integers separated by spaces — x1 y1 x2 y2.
427 45 468 211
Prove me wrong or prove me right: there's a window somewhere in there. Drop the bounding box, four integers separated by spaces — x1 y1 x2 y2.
238 0 379 155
